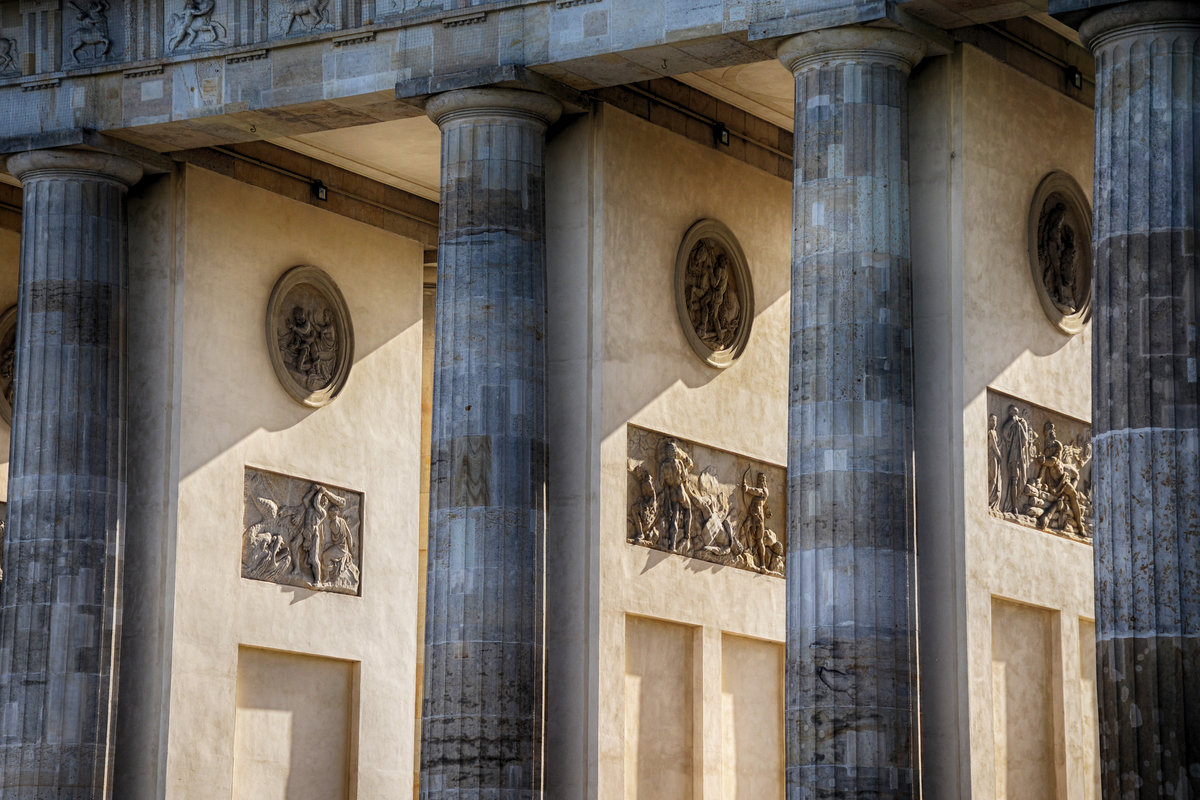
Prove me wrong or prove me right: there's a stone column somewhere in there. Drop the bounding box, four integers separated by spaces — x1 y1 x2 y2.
778 29 924 799
419 88 560 799
0 149 141 798
1079 3 1200 796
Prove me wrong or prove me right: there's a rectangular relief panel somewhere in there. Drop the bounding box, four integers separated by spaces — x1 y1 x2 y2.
991 598 1059 800
625 616 694 800
627 425 785 575
234 646 358 800
987 389 1092 541
242 466 363 595
721 634 784 800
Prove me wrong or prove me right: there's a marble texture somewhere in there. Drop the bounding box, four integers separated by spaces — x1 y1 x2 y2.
0 148 141 800
1079 3 1200 796
419 87 560 799
778 27 924 800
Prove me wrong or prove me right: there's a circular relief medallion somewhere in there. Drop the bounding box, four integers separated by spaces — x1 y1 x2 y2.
674 220 754 368
1028 172 1092 335
267 265 354 407
0 305 15 425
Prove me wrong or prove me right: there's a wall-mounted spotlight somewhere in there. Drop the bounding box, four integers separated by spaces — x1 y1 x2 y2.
312 179 328 201
713 122 730 147
1065 65 1083 90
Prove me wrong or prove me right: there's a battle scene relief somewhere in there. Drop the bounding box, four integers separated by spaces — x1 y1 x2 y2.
242 467 363 595
987 390 1092 541
627 426 785 576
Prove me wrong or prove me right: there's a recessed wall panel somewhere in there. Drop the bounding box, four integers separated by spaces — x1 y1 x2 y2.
624 616 694 800
721 634 784 800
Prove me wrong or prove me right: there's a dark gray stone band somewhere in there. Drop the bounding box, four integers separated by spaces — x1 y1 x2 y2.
0 148 140 799
419 88 559 799
779 27 923 800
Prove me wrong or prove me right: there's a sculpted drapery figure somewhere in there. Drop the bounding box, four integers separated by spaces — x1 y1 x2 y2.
1038 200 1079 313
1000 403 1035 514
987 414 1002 510
685 240 742 351
659 439 694 553
279 303 338 390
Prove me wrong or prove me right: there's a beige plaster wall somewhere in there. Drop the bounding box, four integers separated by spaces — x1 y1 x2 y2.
958 45 1097 800
163 165 424 799
596 106 792 800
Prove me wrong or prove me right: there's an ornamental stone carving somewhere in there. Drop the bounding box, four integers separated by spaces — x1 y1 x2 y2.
627 425 784 576
267 265 354 407
0 38 17 74
68 0 114 62
274 0 332 35
988 390 1092 541
0 305 16 426
1028 172 1092 334
675 220 754 368
167 0 226 50
242 467 363 595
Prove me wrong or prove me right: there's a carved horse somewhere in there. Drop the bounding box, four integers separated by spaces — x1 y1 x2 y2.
0 38 15 73
69 0 112 62
280 0 330 34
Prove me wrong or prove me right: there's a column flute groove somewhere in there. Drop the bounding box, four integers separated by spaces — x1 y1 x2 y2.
778 27 924 800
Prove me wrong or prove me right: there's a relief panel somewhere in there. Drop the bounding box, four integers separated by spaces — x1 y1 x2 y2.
268 0 336 37
63 0 125 66
165 0 229 52
267 265 354 407
674 219 754 368
987 389 1092 541
1028 171 1092 335
242 467 363 595
627 425 784 576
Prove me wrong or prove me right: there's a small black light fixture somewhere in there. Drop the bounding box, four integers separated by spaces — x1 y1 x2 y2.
1065 65 1083 90
312 179 328 201
713 122 730 147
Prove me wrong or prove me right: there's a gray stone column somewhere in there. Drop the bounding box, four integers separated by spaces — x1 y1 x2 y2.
1079 3 1200 796
0 149 141 799
419 88 560 799
778 29 924 799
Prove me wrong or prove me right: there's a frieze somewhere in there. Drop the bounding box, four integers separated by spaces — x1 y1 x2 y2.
267 265 354 407
674 219 754 369
1028 171 1092 334
242 467 363 595
65 0 124 65
272 0 333 36
166 0 227 51
987 389 1092 541
627 425 785 576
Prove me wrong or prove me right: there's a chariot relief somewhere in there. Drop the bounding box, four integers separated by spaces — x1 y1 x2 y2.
267 265 354 407
627 426 785 576
674 220 754 368
242 467 363 595
987 390 1092 541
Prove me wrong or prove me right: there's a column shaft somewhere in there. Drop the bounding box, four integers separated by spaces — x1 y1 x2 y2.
0 149 141 799
420 88 560 799
779 29 924 800
1081 3 1200 795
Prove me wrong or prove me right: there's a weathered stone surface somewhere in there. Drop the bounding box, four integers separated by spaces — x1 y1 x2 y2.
0 148 141 800
1080 2 1200 796
778 27 924 800
419 87 560 799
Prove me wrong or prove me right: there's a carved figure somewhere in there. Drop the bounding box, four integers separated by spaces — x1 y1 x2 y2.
278 303 338 390
280 0 330 33
69 0 112 62
0 344 14 410
628 464 658 543
741 470 771 571
987 414 1002 511
168 0 226 50
323 504 359 590
1038 200 1079 313
685 240 742 350
0 38 16 73
243 491 303 584
693 467 739 556
1000 404 1035 515
658 439 694 552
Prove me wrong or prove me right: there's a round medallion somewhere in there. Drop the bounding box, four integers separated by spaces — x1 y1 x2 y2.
267 265 354 407
674 220 754 368
1028 172 1092 335
0 305 15 425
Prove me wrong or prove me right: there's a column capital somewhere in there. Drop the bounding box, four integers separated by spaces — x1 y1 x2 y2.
1079 1 1200 49
777 26 925 76
7 147 143 188
425 87 562 129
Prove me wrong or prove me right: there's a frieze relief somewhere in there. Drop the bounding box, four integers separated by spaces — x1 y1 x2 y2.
267 265 354 407
1028 172 1092 334
272 0 333 35
987 390 1092 541
242 467 363 595
166 0 227 50
675 219 754 369
65 0 123 64
627 425 785 576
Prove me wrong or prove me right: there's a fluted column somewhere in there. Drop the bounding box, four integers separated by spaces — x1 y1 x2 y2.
420 88 560 799
1079 3 1200 796
778 29 924 799
0 149 141 799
